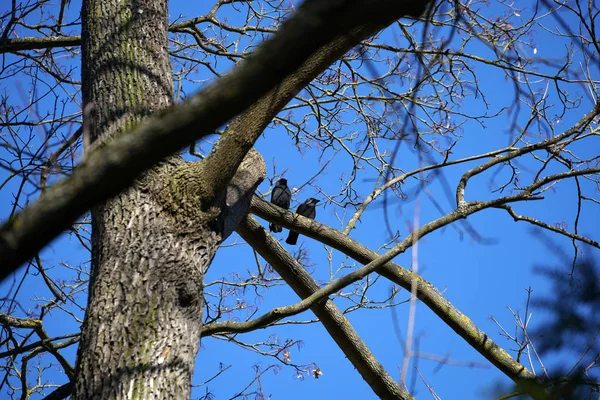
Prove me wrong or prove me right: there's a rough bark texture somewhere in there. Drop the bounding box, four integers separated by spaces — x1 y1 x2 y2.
74 0 268 398
76 0 192 397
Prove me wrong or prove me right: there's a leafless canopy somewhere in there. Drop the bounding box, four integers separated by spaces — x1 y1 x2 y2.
0 0 599 398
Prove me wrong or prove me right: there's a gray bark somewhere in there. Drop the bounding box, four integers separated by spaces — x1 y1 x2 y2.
74 0 265 397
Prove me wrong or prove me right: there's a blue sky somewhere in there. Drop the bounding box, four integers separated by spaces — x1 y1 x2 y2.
1 0 599 399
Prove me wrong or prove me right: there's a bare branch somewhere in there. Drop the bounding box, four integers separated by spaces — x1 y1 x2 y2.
234 215 413 400
250 196 537 383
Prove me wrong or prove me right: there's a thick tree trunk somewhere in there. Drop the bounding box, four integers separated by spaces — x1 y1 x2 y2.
74 164 221 399
74 0 230 398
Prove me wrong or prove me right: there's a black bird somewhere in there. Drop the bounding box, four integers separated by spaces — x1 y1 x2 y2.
269 178 291 233
286 198 319 245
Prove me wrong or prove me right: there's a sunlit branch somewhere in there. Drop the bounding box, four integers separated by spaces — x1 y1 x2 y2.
232 215 412 400
249 195 543 382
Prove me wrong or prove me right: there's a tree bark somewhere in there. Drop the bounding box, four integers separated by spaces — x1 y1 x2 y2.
75 0 192 396
74 0 267 398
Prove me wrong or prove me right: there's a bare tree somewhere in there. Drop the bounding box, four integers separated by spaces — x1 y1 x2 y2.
0 0 599 399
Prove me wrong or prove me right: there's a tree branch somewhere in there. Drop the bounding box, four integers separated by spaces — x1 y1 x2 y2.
0 36 81 53
42 382 73 400
456 104 600 206
497 204 600 249
233 215 413 400
0 0 433 277
249 196 537 383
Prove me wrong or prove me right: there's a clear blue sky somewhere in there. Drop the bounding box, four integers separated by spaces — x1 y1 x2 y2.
1 0 598 399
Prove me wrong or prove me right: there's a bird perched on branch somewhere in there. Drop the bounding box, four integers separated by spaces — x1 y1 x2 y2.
286 198 319 245
269 178 291 233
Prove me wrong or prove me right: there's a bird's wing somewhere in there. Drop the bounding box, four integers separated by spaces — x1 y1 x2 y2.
271 186 283 203
282 187 291 208
297 203 309 216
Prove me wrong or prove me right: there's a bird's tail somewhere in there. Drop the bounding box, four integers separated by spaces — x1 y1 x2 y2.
286 231 299 245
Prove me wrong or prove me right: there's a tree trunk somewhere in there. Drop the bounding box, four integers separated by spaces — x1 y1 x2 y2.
73 0 248 397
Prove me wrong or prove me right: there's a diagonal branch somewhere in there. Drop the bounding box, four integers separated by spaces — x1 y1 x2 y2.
233 215 413 400
497 204 600 249
249 196 537 383
0 0 433 278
